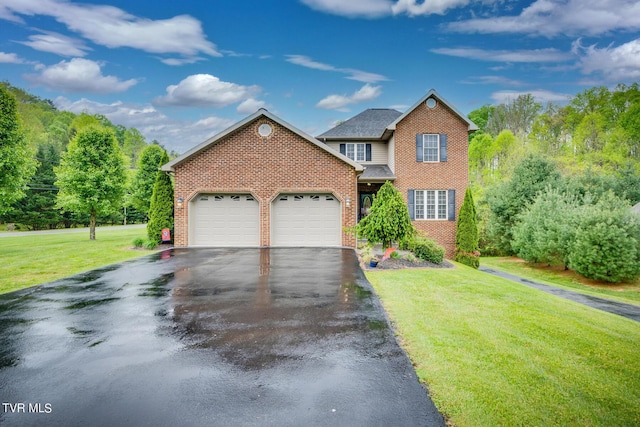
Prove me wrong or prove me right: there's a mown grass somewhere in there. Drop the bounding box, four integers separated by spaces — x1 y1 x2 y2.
367 265 640 427
0 227 153 294
481 256 640 306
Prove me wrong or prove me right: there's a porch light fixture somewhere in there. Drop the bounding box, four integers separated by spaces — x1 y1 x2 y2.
346 197 351 208
177 197 184 209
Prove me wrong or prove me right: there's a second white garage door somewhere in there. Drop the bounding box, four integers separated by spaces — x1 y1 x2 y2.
271 194 341 246
190 194 259 247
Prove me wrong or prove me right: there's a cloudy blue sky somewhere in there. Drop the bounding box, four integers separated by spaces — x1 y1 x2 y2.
1 0 639 153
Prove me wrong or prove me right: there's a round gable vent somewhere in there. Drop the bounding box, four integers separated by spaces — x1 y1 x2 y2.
258 123 272 137
426 98 437 109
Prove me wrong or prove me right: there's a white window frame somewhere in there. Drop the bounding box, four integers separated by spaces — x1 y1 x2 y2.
414 190 447 220
422 134 439 162
345 143 366 162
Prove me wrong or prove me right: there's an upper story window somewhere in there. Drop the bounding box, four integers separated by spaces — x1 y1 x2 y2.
346 143 365 161
416 133 447 162
422 134 439 162
340 143 371 162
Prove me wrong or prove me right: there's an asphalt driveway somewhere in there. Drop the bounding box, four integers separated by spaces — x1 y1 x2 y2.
0 248 444 426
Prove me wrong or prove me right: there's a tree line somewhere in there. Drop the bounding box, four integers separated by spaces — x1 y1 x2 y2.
0 82 173 243
468 84 640 282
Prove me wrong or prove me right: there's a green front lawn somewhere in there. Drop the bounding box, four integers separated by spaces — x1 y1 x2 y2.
367 265 640 427
481 257 640 306
0 227 153 294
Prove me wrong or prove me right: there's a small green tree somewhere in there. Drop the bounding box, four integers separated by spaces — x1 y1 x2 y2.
55 127 126 240
130 144 165 217
0 85 37 213
147 151 173 244
568 192 640 283
357 181 414 249
454 188 480 268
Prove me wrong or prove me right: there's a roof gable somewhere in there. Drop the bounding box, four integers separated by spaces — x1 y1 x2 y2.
317 108 402 140
162 109 363 172
387 89 478 132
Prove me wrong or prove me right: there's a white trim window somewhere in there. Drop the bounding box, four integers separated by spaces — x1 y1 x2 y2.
346 143 366 162
422 134 439 162
414 190 447 220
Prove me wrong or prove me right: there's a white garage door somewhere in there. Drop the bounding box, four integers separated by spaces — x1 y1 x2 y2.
190 194 259 246
271 194 341 246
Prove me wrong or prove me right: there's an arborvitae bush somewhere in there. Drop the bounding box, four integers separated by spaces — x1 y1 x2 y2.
147 151 174 244
454 188 480 268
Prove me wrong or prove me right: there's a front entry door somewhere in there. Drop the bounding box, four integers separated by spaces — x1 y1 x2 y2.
359 193 375 221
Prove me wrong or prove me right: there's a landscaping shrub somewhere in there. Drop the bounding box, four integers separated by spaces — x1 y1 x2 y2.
133 237 145 248
143 239 157 250
454 188 480 268
147 151 173 244
357 181 414 249
568 193 640 283
412 237 446 264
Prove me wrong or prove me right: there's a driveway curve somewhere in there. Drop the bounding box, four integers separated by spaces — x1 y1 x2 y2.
0 248 444 426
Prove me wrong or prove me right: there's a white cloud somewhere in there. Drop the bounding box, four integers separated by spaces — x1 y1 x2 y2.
18 30 90 57
447 0 640 37
431 47 570 63
300 0 393 18
316 84 382 110
55 97 236 154
0 51 26 63
574 38 640 82
286 55 388 83
24 58 138 93
490 89 572 105
1 0 220 61
158 57 205 66
153 74 261 108
237 98 266 114
461 76 528 86
392 0 472 16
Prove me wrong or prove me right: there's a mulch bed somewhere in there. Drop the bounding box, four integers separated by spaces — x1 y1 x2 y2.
357 248 454 271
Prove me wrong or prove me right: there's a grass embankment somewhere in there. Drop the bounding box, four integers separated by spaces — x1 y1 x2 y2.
0 227 152 294
367 265 640 427
482 257 640 306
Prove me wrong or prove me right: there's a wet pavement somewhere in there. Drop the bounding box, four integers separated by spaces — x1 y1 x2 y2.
480 267 640 322
0 248 444 427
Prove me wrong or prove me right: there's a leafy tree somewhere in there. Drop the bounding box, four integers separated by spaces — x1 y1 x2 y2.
568 193 640 283
0 85 37 213
512 187 581 269
4 144 63 229
147 151 173 244
123 128 147 167
130 144 166 217
486 94 542 137
357 181 414 249
454 188 480 268
486 154 560 253
467 104 493 138
55 127 127 240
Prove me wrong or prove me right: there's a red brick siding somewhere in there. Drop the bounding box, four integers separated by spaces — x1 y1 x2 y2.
393 100 469 258
173 117 358 247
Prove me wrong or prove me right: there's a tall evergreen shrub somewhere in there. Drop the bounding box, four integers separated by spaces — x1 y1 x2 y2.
454 188 480 268
147 152 174 244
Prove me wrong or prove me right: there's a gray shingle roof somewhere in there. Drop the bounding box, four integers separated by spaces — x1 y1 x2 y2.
318 109 402 139
359 164 396 181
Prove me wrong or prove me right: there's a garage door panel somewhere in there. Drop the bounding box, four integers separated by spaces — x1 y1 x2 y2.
191 194 259 247
272 194 341 247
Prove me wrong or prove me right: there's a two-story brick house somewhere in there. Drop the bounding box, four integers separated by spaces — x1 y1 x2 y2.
319 89 477 256
162 89 476 257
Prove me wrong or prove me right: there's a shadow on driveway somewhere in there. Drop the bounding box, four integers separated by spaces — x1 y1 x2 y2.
0 248 444 426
